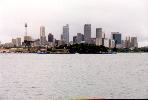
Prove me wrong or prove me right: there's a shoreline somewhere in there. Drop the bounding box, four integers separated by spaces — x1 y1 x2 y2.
0 52 147 54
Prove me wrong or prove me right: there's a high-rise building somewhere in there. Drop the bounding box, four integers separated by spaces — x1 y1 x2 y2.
16 37 21 47
131 37 138 48
82 34 84 41
33 39 40 47
12 39 17 47
109 39 115 48
125 36 131 48
96 38 102 46
84 24 91 44
48 33 54 42
63 24 69 44
40 26 47 46
122 40 126 48
73 36 77 44
112 32 122 45
90 38 96 45
77 33 84 44
103 38 109 48
61 34 63 41
96 28 102 38
40 26 45 37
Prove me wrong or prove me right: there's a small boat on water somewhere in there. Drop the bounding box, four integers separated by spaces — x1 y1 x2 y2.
75 53 79 54
37 51 48 54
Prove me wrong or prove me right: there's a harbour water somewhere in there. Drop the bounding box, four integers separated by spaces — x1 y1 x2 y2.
0 53 148 99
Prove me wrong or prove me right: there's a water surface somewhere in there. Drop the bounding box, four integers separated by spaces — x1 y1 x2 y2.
0 53 148 99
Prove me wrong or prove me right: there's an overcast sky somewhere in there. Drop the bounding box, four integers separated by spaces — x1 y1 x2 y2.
0 0 148 47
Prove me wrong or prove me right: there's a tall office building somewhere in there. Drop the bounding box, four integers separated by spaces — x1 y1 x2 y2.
61 34 63 41
125 36 131 48
40 26 47 46
131 37 138 48
73 36 77 44
12 39 17 46
40 26 45 37
12 38 22 47
63 24 69 44
16 37 21 47
112 32 122 45
77 33 84 44
96 28 102 38
33 39 40 47
84 24 91 44
109 39 115 48
48 33 54 42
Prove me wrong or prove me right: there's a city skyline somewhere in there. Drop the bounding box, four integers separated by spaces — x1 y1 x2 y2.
0 23 140 49
0 23 138 50
0 0 148 47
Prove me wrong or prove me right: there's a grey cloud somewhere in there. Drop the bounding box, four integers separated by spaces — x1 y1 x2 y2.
0 0 148 47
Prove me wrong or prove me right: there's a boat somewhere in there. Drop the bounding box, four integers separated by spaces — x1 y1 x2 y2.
37 51 48 54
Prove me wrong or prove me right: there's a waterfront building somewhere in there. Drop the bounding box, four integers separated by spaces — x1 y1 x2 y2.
84 24 91 44
63 24 69 44
96 28 102 38
4 42 14 48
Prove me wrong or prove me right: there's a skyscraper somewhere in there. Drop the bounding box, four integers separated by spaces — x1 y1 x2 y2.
63 24 69 44
12 39 17 47
16 37 21 47
131 37 138 48
96 28 102 38
12 37 22 47
73 36 77 44
40 26 47 46
112 32 122 45
77 33 84 44
48 33 54 42
84 24 91 44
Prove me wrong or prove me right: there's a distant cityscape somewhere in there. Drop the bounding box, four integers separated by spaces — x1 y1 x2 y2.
0 23 139 53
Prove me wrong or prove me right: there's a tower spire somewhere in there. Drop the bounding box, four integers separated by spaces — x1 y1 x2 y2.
25 23 28 36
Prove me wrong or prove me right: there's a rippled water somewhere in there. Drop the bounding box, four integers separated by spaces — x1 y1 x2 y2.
0 53 148 99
